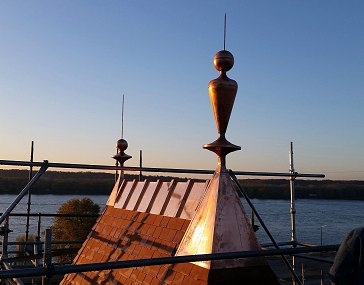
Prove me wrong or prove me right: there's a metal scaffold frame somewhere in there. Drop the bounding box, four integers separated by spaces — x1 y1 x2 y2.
0 153 332 283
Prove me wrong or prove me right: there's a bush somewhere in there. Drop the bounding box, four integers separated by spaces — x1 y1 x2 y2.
51 198 100 263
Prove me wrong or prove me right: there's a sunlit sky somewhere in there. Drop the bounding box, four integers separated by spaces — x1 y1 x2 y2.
0 1 363 180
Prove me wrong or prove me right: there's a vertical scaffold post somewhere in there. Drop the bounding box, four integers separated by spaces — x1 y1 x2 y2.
289 142 297 244
42 228 53 285
1 217 10 259
34 213 42 267
289 142 297 284
25 140 34 244
115 160 119 182
139 150 143 181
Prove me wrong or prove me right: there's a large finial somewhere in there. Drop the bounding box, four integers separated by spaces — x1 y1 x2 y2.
177 18 279 284
203 16 240 168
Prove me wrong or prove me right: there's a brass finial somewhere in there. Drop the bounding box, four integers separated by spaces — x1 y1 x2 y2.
203 18 240 168
113 138 132 166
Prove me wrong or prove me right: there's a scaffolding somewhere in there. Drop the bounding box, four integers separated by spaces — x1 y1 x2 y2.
0 155 336 285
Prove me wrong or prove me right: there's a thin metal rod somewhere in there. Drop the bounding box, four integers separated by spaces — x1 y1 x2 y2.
0 245 339 278
25 140 34 244
0 160 325 178
0 162 48 225
121 94 124 139
229 170 303 285
139 150 143 181
224 13 227 50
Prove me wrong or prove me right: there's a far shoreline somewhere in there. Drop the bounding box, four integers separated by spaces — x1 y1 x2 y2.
1 169 363 200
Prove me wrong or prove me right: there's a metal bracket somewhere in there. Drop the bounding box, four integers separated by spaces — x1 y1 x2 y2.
0 226 12 236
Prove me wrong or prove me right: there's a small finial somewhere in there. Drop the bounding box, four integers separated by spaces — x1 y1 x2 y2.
113 138 132 165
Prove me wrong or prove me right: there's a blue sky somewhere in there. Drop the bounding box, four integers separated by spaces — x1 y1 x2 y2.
0 1 363 180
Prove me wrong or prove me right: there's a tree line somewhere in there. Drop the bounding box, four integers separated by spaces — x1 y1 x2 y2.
1 169 363 200
241 179 364 200
0 169 192 195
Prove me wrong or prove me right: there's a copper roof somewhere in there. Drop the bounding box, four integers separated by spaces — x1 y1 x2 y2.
61 176 279 285
61 179 209 285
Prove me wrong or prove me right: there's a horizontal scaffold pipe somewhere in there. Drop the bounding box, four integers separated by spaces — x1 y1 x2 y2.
0 213 99 218
3 240 84 246
0 159 325 178
0 245 339 279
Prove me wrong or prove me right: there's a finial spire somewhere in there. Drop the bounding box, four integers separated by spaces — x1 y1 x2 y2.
121 94 124 139
224 13 227 50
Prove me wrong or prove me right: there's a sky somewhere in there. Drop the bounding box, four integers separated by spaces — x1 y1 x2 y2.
0 1 363 180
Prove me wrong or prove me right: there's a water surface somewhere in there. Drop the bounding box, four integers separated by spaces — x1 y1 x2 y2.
1 195 363 245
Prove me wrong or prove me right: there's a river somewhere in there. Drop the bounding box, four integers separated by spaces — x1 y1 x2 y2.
1 194 363 245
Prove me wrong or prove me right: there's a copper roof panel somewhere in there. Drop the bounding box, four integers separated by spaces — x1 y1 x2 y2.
164 179 189 217
134 181 161 212
110 180 207 219
180 181 209 220
106 176 122 206
147 182 171 214
114 179 136 207
124 180 148 211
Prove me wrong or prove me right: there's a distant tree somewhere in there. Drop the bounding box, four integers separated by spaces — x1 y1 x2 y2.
51 198 100 263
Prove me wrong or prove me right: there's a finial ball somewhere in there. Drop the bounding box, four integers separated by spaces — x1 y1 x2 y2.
213 50 234 72
116 139 128 151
